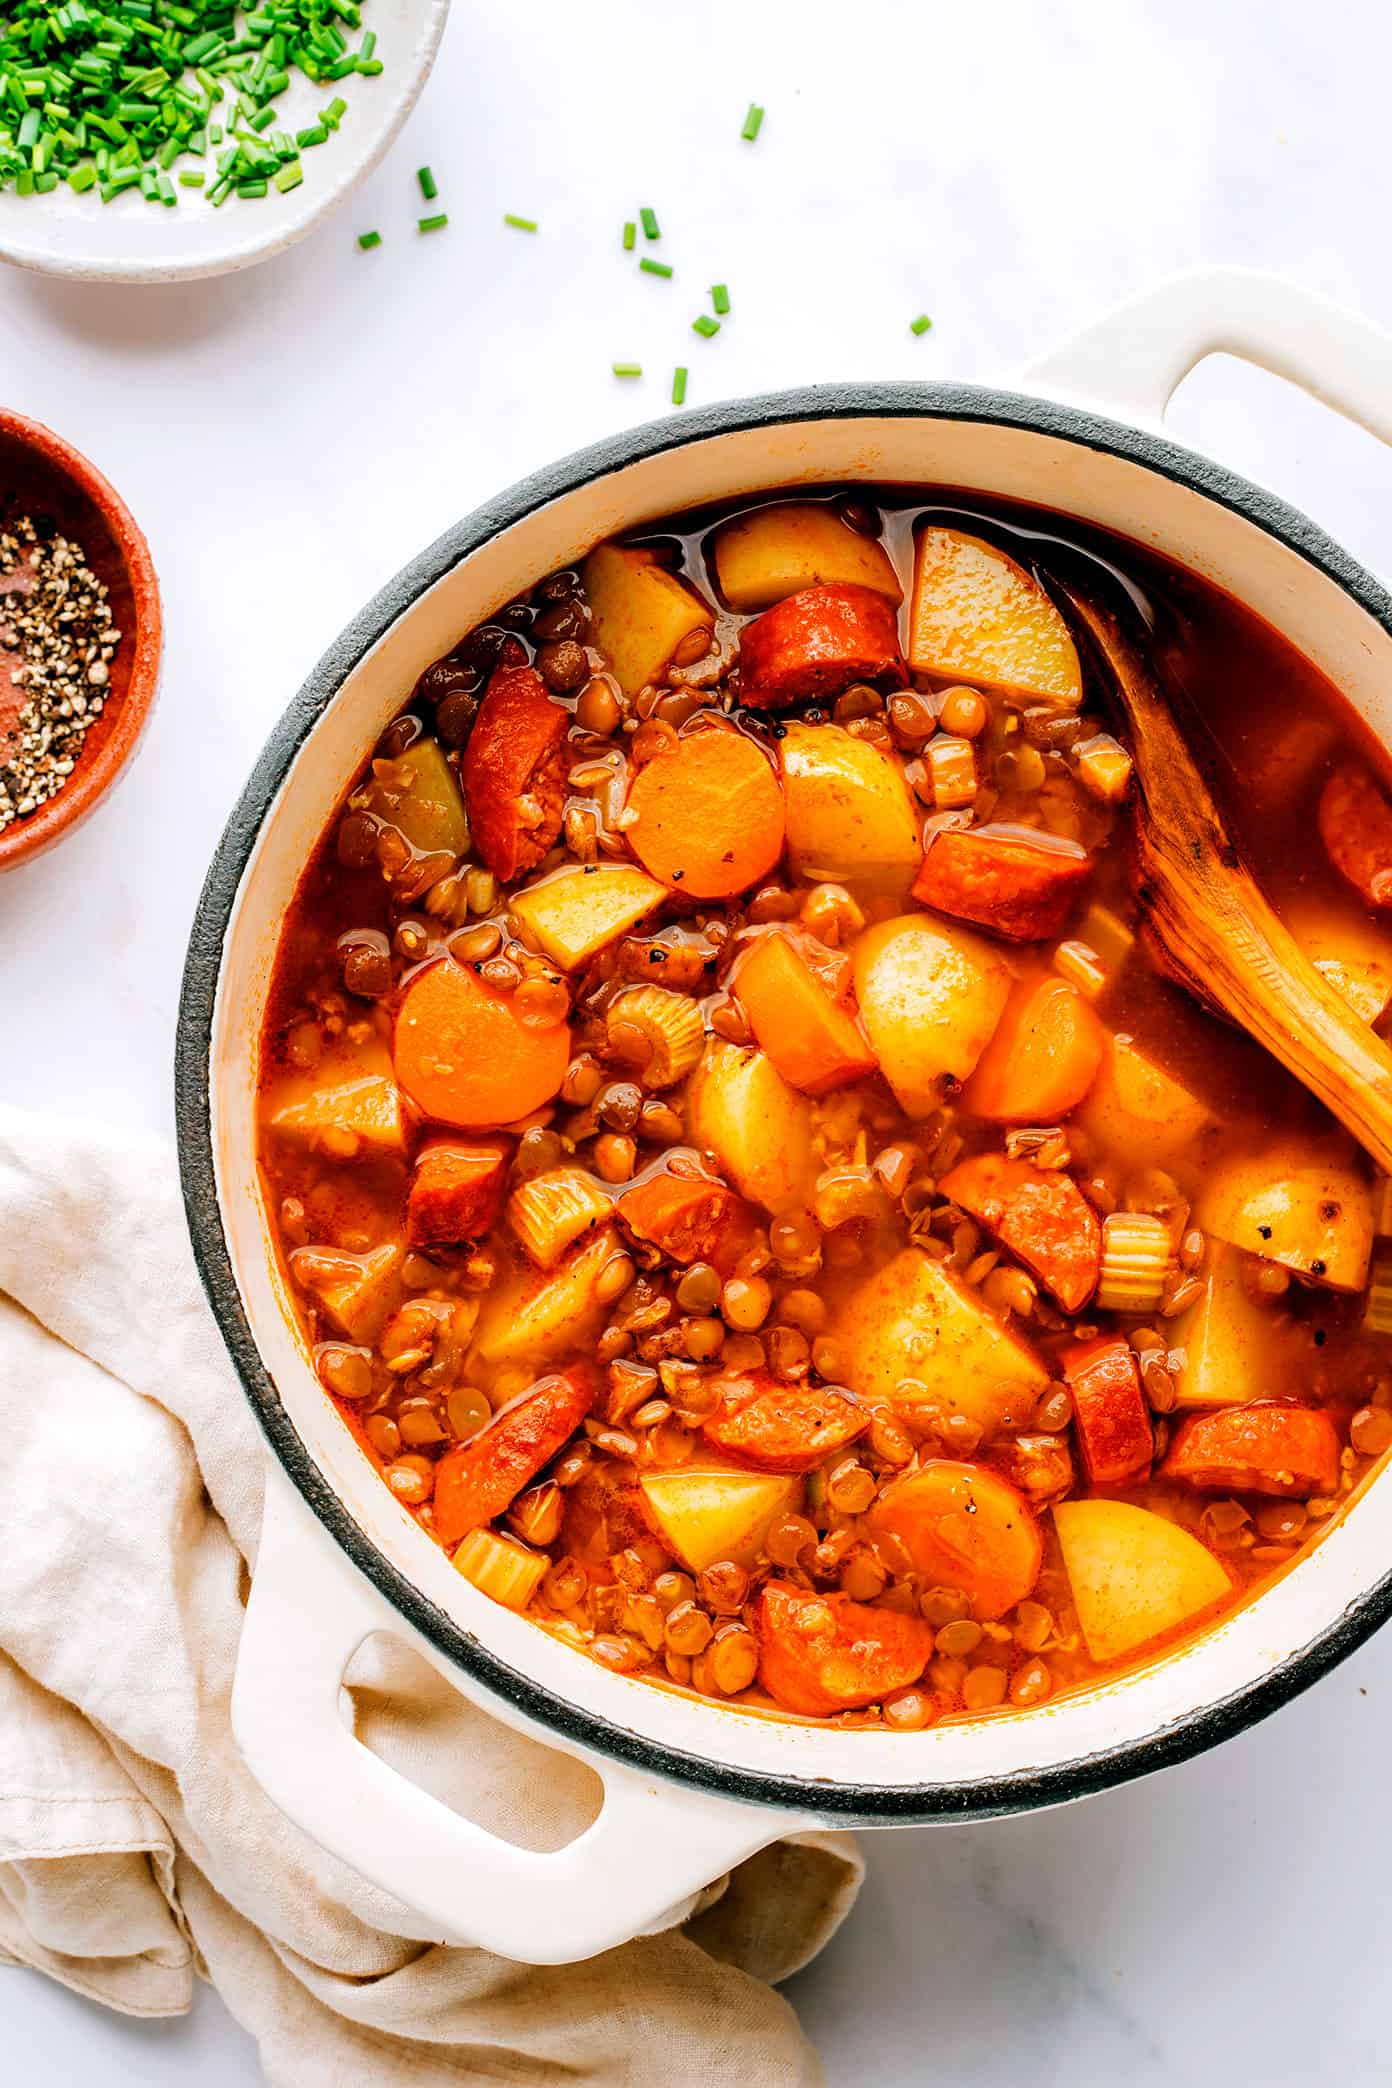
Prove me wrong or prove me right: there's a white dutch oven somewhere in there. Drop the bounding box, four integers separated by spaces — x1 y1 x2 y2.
177 268 1392 1967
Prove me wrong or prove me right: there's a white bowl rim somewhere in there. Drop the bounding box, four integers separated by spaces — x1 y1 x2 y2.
0 0 449 283
176 377 1392 1821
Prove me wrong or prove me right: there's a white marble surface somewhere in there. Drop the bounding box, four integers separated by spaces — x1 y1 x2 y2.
4 0 1392 2079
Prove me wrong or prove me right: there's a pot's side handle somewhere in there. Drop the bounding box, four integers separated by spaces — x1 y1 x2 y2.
1020 266 1392 445
232 1465 804 1965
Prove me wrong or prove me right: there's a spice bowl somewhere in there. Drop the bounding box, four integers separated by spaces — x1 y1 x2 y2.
0 409 161 872
0 0 450 285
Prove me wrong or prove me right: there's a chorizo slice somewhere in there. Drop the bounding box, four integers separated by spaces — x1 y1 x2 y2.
755 1581 934 1716
1061 1336 1154 1487
406 1137 510 1246
939 1152 1101 1312
737 582 908 709
1318 762 1392 909
616 1167 757 1274
1162 1401 1340 1498
912 823 1092 942
463 655 568 879
700 1373 867 1473
433 1366 596 1545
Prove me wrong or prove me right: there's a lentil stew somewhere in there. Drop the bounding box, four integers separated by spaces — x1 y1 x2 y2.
257 489 1392 1730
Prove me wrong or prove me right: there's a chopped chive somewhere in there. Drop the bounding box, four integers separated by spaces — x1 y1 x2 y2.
909 313 933 336
740 101 764 141
418 211 448 231
622 218 635 250
177 167 203 186
692 314 720 339
671 366 687 406
417 163 436 199
710 282 730 315
639 205 658 239
273 157 302 192
639 257 672 279
612 361 642 378
357 227 381 249
503 211 536 231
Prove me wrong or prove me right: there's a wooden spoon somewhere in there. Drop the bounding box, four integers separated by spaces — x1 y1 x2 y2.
1059 574 1392 1174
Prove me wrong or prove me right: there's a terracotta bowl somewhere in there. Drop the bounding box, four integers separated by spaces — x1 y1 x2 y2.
0 410 161 872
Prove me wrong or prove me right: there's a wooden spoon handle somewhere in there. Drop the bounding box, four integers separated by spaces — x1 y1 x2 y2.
1062 583 1392 1175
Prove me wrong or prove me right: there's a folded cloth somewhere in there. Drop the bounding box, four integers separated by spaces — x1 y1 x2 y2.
0 1107 861 2085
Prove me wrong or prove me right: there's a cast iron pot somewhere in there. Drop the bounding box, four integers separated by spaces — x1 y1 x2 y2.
177 268 1392 1966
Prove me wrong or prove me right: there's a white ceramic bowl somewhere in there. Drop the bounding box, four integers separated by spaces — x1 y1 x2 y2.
178 268 1392 1965
0 0 448 283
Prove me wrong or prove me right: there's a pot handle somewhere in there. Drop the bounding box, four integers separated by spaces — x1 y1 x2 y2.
232 1464 804 1965
1019 265 1392 445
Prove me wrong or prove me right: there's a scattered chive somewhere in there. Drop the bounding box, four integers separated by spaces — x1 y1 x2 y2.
177 167 204 187
639 205 658 239
692 314 720 338
357 227 381 249
418 211 448 232
503 211 536 231
639 257 672 279
612 362 642 378
909 313 933 336
710 282 730 314
740 102 764 141
622 218 635 250
671 366 688 406
273 157 302 192
417 163 436 200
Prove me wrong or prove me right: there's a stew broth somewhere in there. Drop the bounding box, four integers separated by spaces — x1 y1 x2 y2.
257 488 1392 1729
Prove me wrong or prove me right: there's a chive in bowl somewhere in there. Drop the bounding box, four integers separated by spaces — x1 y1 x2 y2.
0 0 449 284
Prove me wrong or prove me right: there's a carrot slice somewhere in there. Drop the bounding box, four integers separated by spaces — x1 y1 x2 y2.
1162 1401 1340 1498
407 1137 510 1245
463 655 568 880
700 1372 868 1472
912 824 1092 943
939 1152 1101 1311
1318 762 1392 909
616 1165 757 1275
733 930 878 1094
737 582 908 709
434 1367 596 1545
963 975 1106 1125
1061 1336 1154 1487
394 959 569 1129
755 1581 934 1716
624 726 786 899
867 1460 1042 1620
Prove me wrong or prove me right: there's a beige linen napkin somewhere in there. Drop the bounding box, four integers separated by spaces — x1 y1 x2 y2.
0 1105 861 2084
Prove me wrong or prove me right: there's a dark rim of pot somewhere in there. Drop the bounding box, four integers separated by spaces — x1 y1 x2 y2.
176 379 1392 1825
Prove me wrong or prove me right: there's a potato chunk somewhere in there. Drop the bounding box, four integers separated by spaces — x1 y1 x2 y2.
832 1248 1048 1438
1053 1500 1231 1663
1075 1033 1216 1172
1198 1133 1374 1293
264 1038 407 1162
713 501 903 612
581 542 714 697
362 735 469 857
780 721 922 897
1284 893 1392 1024
639 1466 801 1572
851 914 1011 1115
290 1241 404 1344
509 864 666 971
1174 1243 1309 1408
685 1039 816 1213
471 1227 624 1376
908 526 1083 707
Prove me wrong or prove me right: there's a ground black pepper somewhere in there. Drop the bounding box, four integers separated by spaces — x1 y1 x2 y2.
0 517 121 833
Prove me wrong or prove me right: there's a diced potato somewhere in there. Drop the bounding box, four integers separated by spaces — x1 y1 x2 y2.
1284 893 1392 1025
685 1039 816 1212
1073 733 1133 804
364 736 469 857
1175 1244 1304 1407
712 501 903 613
833 1248 1048 1438
1197 1133 1374 1293
908 526 1083 708
452 1527 548 1611
779 721 923 897
291 1241 404 1343
851 914 1011 1116
472 1226 623 1374
639 1465 801 1572
1075 1034 1216 1172
263 1038 407 1162
1053 1500 1231 1663
508 1167 612 1267
509 864 666 971
582 542 715 697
